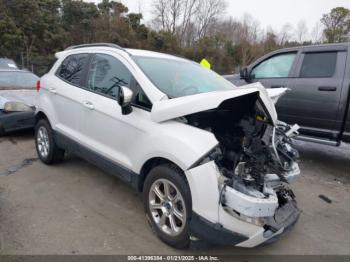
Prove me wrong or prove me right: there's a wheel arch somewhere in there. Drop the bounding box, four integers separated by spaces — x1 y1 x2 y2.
35 111 49 124
138 157 185 192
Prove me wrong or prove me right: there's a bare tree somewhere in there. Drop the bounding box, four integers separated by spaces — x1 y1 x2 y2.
178 0 198 44
195 0 227 39
295 20 308 43
152 0 168 31
151 0 227 44
137 0 143 15
278 23 293 45
241 14 261 43
151 0 183 34
151 0 197 36
217 17 242 43
216 13 261 46
169 0 182 34
311 21 324 43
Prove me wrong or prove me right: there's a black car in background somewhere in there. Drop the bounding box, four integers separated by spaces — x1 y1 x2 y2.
0 69 38 135
225 42 350 147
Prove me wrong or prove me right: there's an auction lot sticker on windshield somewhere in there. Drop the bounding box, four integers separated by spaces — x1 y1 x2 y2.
7 63 17 68
200 58 211 69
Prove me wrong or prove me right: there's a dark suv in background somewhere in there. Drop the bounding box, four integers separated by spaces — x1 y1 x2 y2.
225 42 350 146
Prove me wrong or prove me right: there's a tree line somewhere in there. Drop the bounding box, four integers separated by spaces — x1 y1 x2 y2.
0 0 349 76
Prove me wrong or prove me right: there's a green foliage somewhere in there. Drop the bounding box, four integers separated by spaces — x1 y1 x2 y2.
321 7 350 43
1 0 65 72
0 15 22 60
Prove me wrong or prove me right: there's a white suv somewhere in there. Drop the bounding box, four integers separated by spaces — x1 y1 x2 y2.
35 43 301 248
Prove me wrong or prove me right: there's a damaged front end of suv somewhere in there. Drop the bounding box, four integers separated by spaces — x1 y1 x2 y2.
155 84 301 247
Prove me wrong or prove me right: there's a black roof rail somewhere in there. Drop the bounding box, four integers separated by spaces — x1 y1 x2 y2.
65 43 127 53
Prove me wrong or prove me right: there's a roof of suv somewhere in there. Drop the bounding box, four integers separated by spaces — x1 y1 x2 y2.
126 48 189 61
58 43 190 62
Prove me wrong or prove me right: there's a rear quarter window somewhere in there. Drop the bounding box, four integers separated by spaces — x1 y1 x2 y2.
56 54 89 86
299 52 337 78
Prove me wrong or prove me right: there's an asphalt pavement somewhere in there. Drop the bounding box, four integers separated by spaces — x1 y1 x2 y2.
0 131 349 255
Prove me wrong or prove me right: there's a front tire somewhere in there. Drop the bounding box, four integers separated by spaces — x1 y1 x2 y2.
143 164 192 249
35 119 65 164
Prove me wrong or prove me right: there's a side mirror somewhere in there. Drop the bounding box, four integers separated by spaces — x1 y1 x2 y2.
240 67 250 81
118 86 133 115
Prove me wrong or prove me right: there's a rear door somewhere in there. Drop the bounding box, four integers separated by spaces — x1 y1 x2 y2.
285 47 347 137
248 51 299 120
51 53 91 141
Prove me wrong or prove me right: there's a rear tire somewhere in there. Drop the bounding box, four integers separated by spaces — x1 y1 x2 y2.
143 164 192 249
35 119 65 164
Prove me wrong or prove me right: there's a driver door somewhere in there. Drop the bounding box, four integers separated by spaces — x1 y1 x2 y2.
248 52 299 124
79 52 151 172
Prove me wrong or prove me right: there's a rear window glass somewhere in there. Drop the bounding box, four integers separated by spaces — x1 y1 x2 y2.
57 54 89 85
0 71 38 89
0 59 18 69
300 52 337 78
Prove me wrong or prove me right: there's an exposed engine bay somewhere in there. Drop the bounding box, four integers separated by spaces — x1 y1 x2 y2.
183 92 300 226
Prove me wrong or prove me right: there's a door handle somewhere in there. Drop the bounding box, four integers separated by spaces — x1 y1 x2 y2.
82 101 94 110
49 88 57 94
318 86 337 91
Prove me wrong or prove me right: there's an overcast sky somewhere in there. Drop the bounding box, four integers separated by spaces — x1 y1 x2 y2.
86 0 350 39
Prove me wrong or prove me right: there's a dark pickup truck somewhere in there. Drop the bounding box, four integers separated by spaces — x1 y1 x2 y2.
225 42 350 146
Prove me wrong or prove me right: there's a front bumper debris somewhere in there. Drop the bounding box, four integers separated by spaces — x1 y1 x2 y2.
190 212 249 246
190 197 300 247
185 160 301 247
263 200 301 243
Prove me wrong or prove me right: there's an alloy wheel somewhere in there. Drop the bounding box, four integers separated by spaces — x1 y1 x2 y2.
37 126 50 158
149 178 187 236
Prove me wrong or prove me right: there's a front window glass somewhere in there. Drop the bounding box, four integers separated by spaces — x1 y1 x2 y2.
87 54 131 98
0 71 38 89
133 56 234 98
251 53 296 79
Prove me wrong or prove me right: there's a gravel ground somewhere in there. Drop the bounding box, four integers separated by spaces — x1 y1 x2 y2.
0 131 349 255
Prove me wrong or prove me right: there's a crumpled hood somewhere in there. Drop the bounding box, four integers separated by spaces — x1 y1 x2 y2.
0 90 37 110
266 87 289 104
151 82 287 125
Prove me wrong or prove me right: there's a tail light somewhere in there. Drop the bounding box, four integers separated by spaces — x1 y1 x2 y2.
36 80 41 92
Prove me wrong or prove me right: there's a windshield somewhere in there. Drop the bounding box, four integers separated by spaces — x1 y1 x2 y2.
0 71 38 89
133 56 235 98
